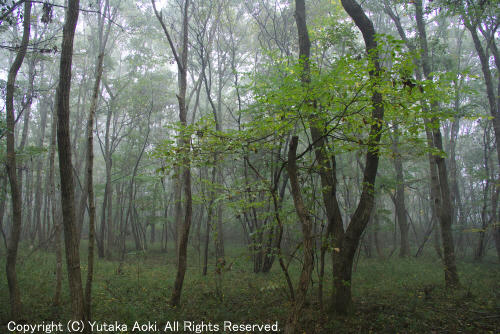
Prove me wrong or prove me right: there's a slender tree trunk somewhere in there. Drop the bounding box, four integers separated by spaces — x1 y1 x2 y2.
465 23 500 170
104 155 113 258
98 186 107 258
160 178 170 253
202 160 218 276
284 136 314 334
383 1 443 260
0 175 7 252
373 211 383 258
492 189 500 261
202 202 213 276
296 0 343 309
415 0 459 288
34 96 49 245
475 125 492 261
25 165 34 242
200 41 225 263
50 103 62 307
152 0 192 307
466 17 500 263
392 125 410 257
5 0 31 320
17 58 36 242
56 0 86 321
84 50 105 322
172 167 182 260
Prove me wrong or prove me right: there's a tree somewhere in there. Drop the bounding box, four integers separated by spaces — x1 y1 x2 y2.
284 135 314 334
152 0 192 307
414 0 459 288
457 0 500 261
55 0 86 321
82 0 115 319
5 0 31 321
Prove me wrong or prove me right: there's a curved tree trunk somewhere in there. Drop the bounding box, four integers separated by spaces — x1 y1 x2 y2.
331 0 385 314
284 136 314 334
5 0 31 321
291 0 385 318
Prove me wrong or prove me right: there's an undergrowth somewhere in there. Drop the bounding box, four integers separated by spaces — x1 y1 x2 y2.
0 244 498 333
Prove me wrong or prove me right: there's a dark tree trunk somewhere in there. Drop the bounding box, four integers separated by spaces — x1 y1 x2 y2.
333 0 385 314
291 0 385 318
5 0 31 320
56 0 86 321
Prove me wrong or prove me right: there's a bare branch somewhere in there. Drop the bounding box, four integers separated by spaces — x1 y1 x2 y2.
151 0 183 72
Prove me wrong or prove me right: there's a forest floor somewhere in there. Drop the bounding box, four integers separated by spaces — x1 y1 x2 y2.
0 244 499 333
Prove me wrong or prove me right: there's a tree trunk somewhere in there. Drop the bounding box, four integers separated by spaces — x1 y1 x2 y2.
475 125 492 261
392 125 410 257
103 150 113 258
384 0 443 260
49 102 62 307
415 0 459 288
5 0 31 320
0 175 7 252
84 44 107 322
373 211 383 258
33 96 49 245
56 0 86 321
332 0 385 314
152 0 192 307
202 202 213 276
284 136 314 334
465 15 500 263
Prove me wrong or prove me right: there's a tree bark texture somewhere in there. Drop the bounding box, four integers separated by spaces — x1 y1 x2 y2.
56 0 86 321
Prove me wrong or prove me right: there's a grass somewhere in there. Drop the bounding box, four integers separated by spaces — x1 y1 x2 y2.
0 243 499 333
